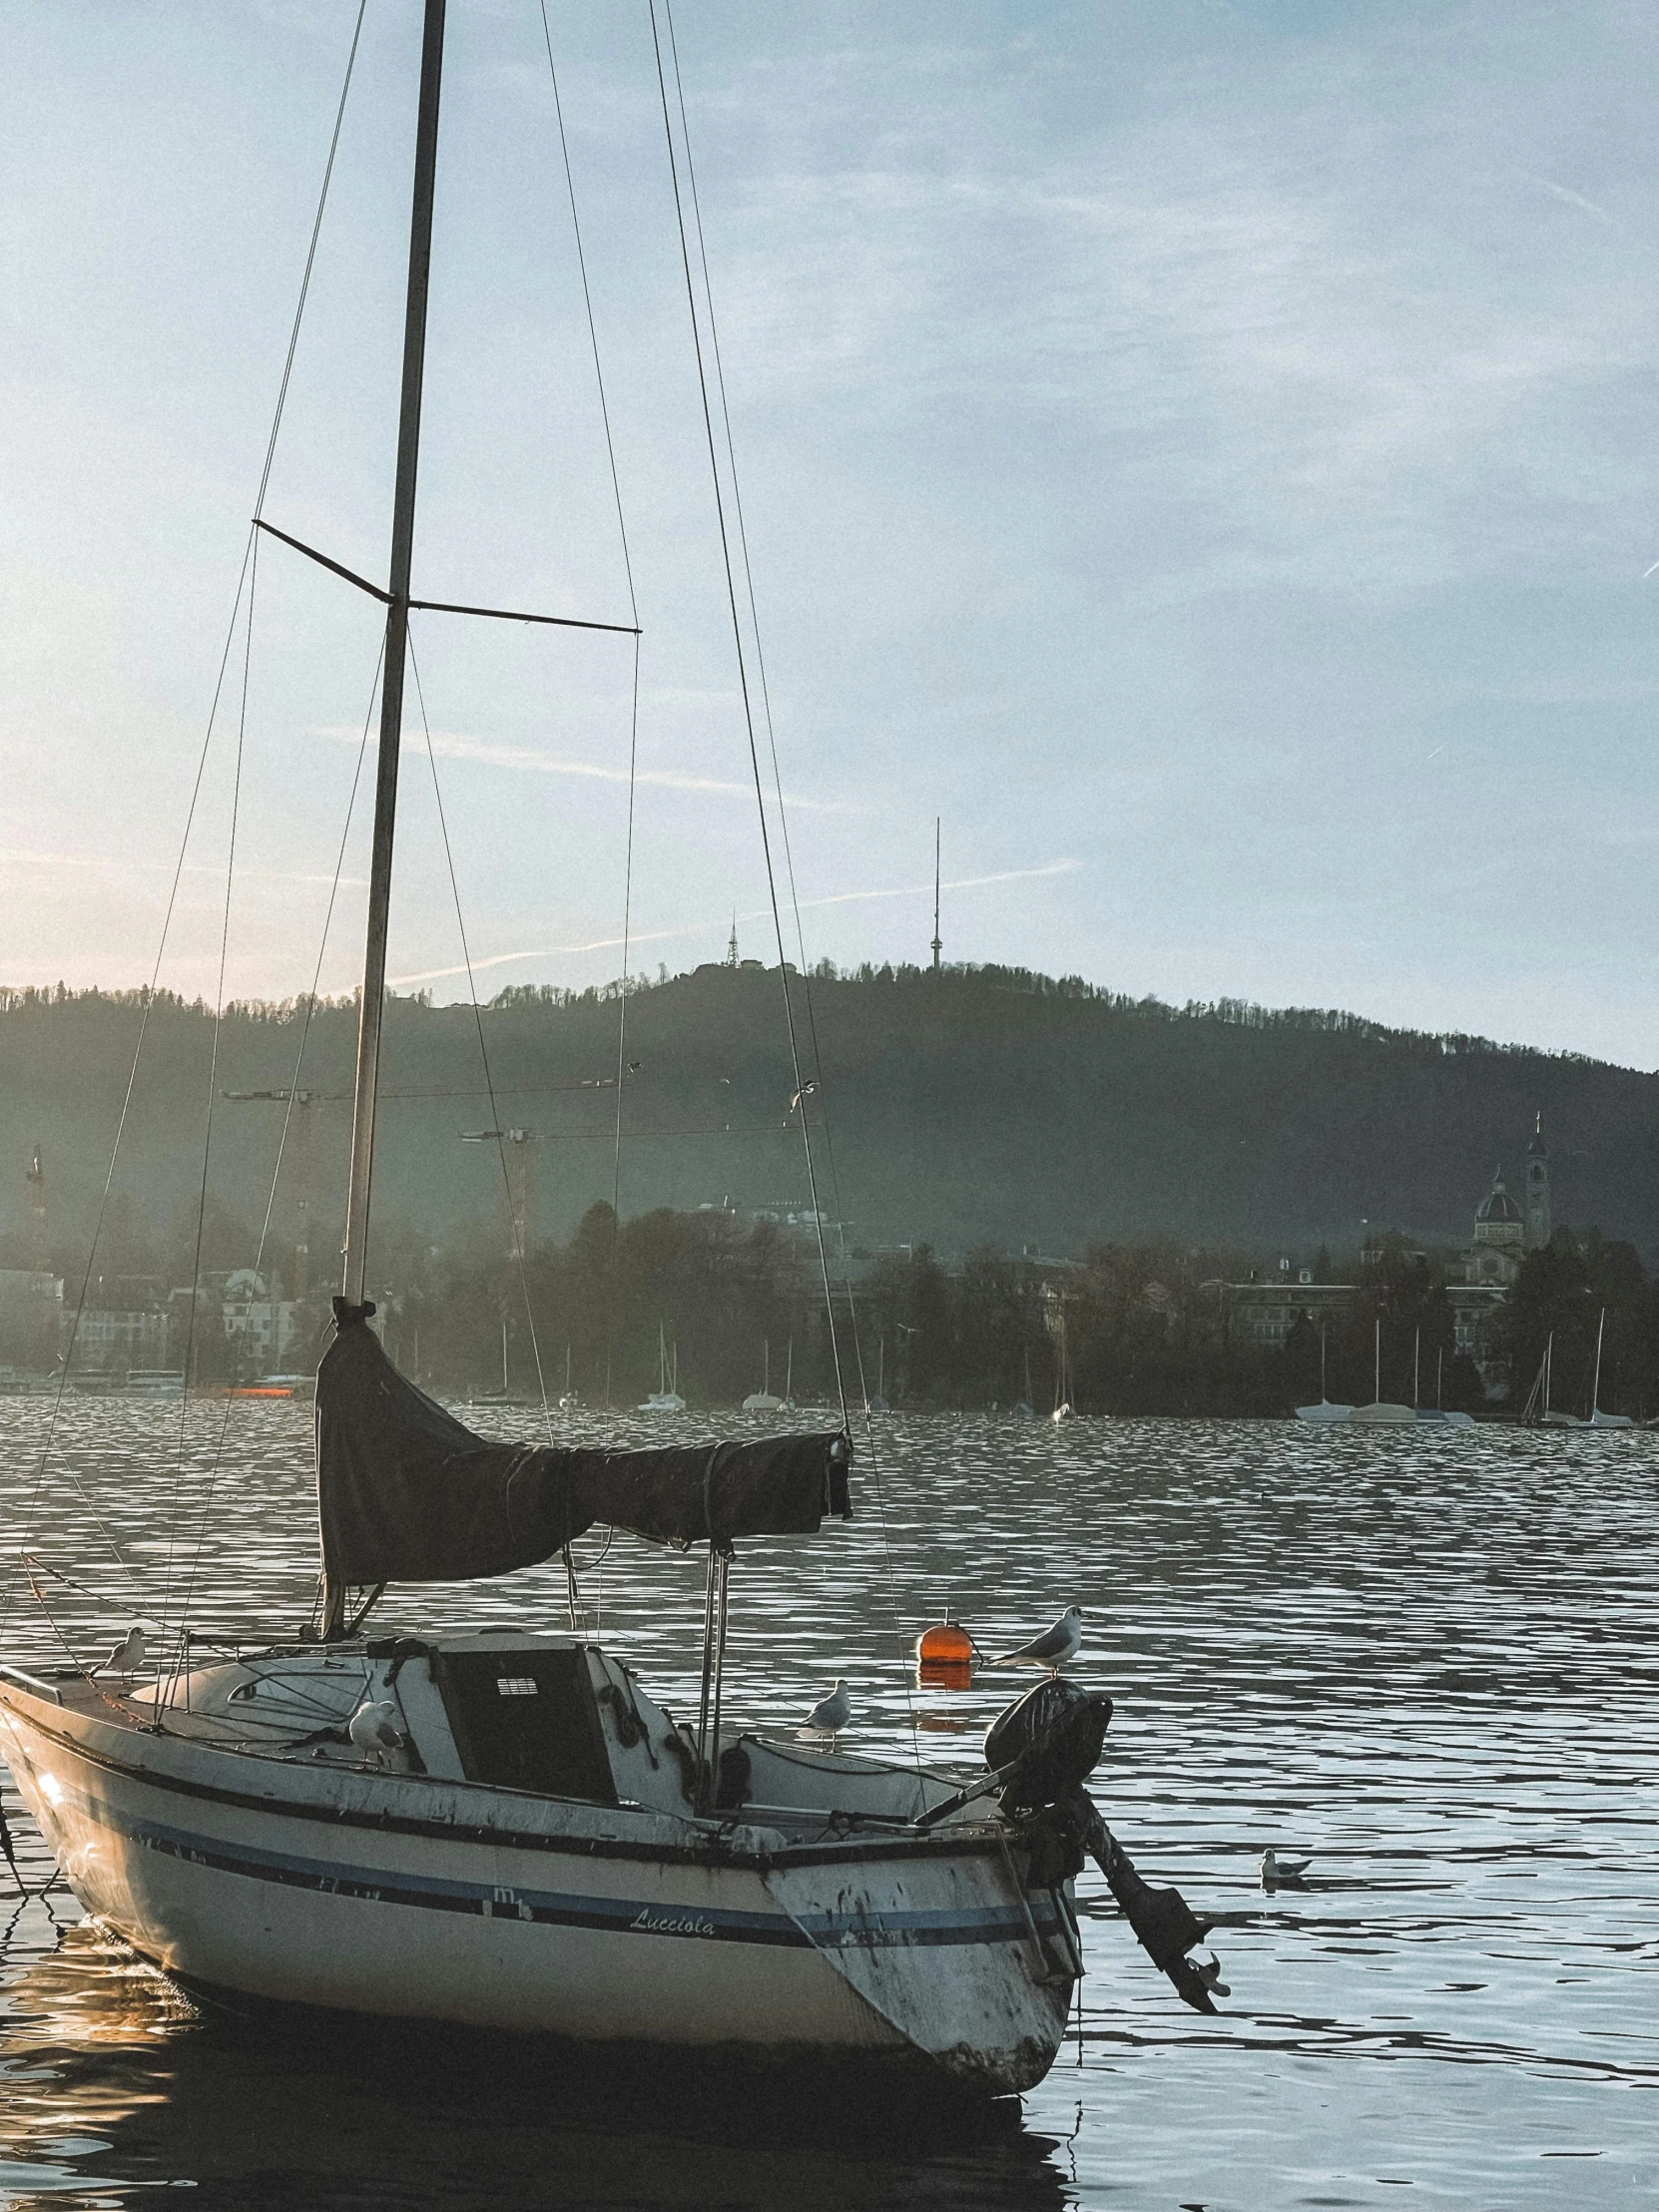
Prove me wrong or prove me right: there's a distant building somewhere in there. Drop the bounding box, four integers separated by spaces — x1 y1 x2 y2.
1465 1168 1526 1285
0 1268 62 1369
1524 1114 1551 1249
1225 1117 1548 1397
1228 1267 1355 1350
218 1269 301 1372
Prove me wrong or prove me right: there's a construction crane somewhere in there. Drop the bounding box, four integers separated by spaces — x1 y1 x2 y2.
221 1090 321 1303
460 1127 535 1262
26 1142 47 1273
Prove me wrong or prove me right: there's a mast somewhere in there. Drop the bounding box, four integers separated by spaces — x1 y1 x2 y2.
339 0 447 1314
1591 1306 1606 1418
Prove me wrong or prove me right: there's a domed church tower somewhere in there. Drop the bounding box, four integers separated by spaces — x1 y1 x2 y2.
1525 1113 1550 1250
1469 1168 1526 1285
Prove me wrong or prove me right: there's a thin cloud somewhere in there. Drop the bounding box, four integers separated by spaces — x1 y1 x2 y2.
314 727 853 815
389 858 1082 987
1526 174 1616 227
0 847 363 887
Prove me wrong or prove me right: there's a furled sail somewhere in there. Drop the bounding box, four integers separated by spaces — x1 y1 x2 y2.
316 1313 851 1586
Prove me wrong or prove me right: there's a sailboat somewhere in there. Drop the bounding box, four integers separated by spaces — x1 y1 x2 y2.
1294 1325 1355 1423
1050 1312 1073 1422
0 1 1227 2091
637 1325 686 1415
1349 1319 1414 1424
557 1343 579 1412
1585 1307 1634 1427
742 1338 784 1415
1010 1346 1034 1420
866 1333 890 1417
1411 1338 1474 1427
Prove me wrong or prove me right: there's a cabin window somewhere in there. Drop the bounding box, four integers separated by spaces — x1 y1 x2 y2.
431 1649 616 1803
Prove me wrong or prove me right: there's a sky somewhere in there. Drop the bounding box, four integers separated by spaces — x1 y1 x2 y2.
4 1 1659 1065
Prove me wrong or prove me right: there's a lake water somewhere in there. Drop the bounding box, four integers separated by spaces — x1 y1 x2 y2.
1 1401 1655 2210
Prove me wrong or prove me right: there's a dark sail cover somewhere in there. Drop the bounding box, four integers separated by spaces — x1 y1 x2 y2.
316 1320 851 1586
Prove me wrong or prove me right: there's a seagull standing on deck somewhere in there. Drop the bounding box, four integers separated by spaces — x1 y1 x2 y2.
800 1681 851 1743
348 1697 408 1767
989 1605 1083 1674
95 1627 147 1679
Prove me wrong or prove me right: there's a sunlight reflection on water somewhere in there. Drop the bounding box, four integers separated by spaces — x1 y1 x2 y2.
2 1402 1656 2209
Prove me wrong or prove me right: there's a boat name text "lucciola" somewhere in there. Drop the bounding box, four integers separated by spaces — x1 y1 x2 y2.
631 1907 719 1938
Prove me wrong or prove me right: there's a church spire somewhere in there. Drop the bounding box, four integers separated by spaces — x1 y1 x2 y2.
1525 1112 1550 1248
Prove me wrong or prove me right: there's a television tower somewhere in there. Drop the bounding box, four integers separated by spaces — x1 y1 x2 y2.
727 914 739 967
930 819 942 971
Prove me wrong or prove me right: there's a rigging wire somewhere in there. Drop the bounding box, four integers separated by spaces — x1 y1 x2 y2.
407 640 553 1431
169 644 385 1650
646 0 845 1434
537 3 643 1412
658 0 920 1755
158 534 259 1649
0 1 368 1648
409 639 587 1632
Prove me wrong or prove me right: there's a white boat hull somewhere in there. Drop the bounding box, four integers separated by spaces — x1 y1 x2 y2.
0 1673 1071 2092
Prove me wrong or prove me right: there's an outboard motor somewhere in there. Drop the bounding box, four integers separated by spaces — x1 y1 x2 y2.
984 1677 1227 2016
984 1676 1112 1809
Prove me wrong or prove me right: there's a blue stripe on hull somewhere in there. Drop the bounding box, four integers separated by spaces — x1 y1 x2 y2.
73 1784 1042 1951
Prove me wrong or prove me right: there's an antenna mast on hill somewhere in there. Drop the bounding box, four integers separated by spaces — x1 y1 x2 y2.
930 819 942 972
727 914 739 967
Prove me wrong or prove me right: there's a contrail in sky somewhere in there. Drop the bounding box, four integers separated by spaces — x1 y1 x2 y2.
318 727 852 814
389 859 1082 988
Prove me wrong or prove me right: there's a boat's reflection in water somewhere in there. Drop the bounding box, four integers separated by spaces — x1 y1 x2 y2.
0 1913 1070 2211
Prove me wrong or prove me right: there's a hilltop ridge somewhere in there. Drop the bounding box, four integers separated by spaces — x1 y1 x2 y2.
1 963 1656 1270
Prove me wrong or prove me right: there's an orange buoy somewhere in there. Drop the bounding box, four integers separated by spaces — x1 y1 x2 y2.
915 1616 973 1666
915 1612 974 1688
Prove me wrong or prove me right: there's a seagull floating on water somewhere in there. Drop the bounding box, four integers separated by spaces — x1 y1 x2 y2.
1260 1849 1313 1885
989 1605 1083 1674
95 1626 147 1679
799 1680 851 1742
348 1697 408 1766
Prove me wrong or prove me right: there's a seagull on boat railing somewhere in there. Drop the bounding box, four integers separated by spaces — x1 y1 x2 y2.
348 1697 408 1766
94 1627 148 1679
799 1680 851 1743
1260 1849 1313 1886
989 1605 1083 1674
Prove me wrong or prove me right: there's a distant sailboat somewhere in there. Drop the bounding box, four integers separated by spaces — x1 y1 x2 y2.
743 1338 784 1415
867 1332 890 1416
557 1342 579 1410
1349 1318 1414 1425
1010 1345 1035 1420
1295 1324 1355 1424
1586 1307 1634 1426
638 1325 686 1414
1050 1316 1072 1423
1412 1337 1473 1426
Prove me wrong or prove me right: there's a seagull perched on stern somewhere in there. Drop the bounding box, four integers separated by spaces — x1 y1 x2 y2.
989 1605 1083 1674
799 1681 851 1744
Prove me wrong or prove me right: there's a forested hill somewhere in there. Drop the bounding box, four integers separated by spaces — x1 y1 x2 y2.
2 965 1657 1273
